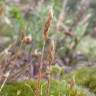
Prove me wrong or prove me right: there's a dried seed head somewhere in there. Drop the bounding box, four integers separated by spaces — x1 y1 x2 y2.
56 12 65 32
43 7 53 41
65 31 75 37
47 39 55 64
48 6 53 19
22 35 32 44
0 4 5 16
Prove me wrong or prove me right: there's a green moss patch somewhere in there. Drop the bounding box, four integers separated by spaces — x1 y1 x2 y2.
67 67 96 95
0 80 92 96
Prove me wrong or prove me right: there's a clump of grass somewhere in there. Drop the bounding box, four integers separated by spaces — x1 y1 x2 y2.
35 6 54 96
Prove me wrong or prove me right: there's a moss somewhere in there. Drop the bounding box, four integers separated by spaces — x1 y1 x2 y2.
0 67 96 96
0 81 35 96
68 67 96 95
0 80 91 96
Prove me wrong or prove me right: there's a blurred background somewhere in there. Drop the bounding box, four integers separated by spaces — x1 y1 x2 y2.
1 1 96 96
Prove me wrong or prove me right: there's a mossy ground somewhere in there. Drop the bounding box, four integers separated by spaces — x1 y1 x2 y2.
65 67 96 95
0 79 93 96
73 67 96 94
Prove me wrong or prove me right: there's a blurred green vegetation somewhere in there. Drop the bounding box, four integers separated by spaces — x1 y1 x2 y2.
66 67 96 95
1 79 94 96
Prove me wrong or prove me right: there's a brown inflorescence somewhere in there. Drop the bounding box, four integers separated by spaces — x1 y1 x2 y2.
22 35 32 44
43 7 53 41
47 39 55 65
